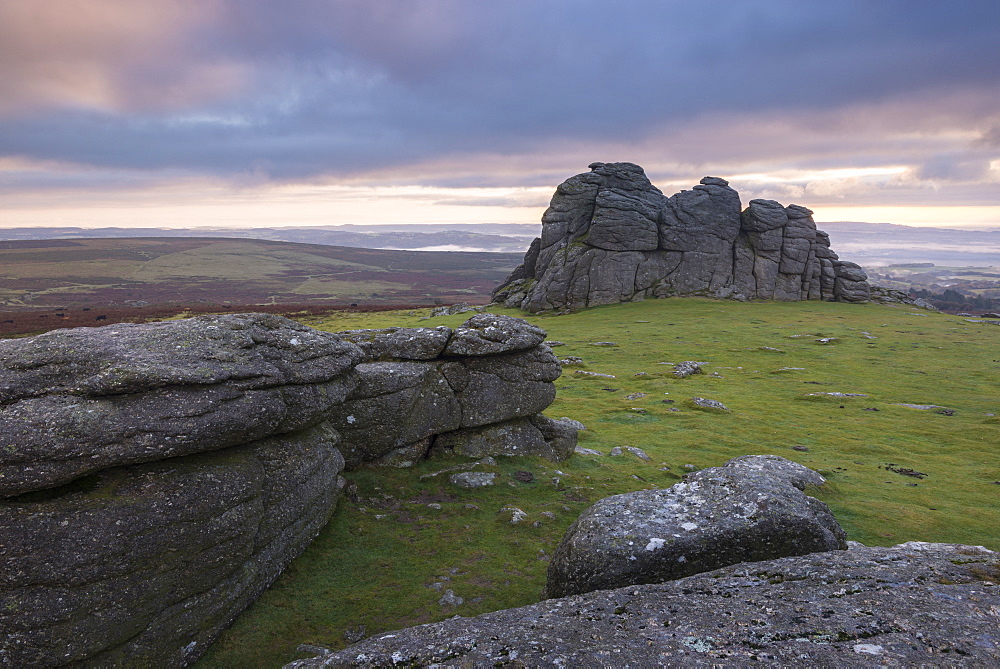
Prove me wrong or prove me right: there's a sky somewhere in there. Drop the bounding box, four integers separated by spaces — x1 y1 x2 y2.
2 0 1000 230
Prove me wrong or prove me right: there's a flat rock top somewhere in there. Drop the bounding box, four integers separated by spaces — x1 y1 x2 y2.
337 314 548 360
0 313 361 401
443 313 547 356
289 543 1000 668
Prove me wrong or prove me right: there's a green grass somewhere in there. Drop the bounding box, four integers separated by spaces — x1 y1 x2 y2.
197 298 1000 667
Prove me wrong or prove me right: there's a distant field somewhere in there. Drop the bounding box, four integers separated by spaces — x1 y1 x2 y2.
199 298 1000 668
0 237 521 335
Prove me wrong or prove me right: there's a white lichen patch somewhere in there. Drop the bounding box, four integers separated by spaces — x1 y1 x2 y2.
645 537 666 551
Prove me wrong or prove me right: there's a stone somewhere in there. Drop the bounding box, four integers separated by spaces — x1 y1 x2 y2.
449 472 497 488
327 361 461 468
336 326 451 361
437 589 464 607
545 455 845 598
686 397 730 412
558 356 583 365
287 543 1000 668
443 313 546 356
624 446 652 461
574 446 603 456
430 303 480 317
558 417 586 430
327 318 563 468
431 415 576 462
572 370 616 378
494 163 871 311
672 361 703 378
1 422 346 667
499 507 529 524
0 313 362 497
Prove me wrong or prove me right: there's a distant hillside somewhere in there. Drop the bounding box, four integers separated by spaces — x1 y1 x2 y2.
2 221 998 264
0 224 541 254
0 237 521 316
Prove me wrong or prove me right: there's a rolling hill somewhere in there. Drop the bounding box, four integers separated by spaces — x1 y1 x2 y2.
0 237 521 334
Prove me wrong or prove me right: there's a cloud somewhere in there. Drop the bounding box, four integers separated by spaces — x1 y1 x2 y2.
1 0 1000 226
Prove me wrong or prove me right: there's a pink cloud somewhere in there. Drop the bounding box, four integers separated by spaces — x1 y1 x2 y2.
0 0 247 115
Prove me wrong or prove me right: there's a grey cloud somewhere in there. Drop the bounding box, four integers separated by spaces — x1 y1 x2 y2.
1 0 1000 191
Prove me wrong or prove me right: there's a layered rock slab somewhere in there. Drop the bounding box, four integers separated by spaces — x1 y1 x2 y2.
0 313 362 497
288 543 1000 667
494 162 871 311
328 314 571 468
546 455 846 598
0 422 345 667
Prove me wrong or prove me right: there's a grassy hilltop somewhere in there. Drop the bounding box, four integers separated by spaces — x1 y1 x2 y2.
199 298 999 667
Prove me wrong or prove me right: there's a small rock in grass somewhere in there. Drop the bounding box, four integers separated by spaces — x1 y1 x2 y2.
559 356 584 366
427 503 442 510
792 445 809 452
624 446 652 462
500 507 529 524
574 446 602 456
547 341 566 347
514 470 535 483
609 447 624 456
450 472 497 488
625 392 647 400
559 417 586 430
589 341 618 347
687 397 730 412
574 370 616 379
673 361 703 378
438 590 464 607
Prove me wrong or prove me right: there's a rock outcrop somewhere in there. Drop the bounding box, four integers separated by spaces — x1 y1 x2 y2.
0 314 356 666
0 313 362 497
288 542 1000 667
330 314 573 468
493 162 871 311
546 455 846 598
0 312 573 666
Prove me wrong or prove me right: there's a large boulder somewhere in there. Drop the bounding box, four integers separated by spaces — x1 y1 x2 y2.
0 421 346 667
545 455 846 598
494 163 870 311
288 543 1000 667
0 313 362 497
326 314 568 468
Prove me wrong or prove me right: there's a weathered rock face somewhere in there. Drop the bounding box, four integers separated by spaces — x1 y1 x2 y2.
329 314 573 468
0 313 362 497
0 312 574 666
288 542 1000 667
0 420 347 667
0 314 357 666
494 162 871 311
545 455 846 598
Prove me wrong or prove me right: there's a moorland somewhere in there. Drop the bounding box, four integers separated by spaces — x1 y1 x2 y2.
0 238 520 335
189 297 999 668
